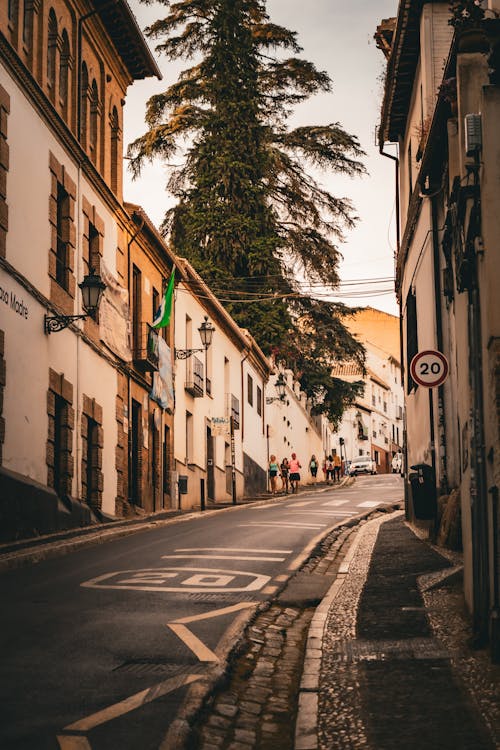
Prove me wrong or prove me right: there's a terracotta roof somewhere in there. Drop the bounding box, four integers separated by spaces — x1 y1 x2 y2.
95 0 162 81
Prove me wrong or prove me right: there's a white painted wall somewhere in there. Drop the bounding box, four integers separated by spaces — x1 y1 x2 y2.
1 64 120 512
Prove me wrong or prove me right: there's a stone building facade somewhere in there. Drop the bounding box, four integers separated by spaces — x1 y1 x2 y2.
377 0 500 657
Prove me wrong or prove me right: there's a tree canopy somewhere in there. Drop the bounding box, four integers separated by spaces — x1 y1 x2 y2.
129 0 366 423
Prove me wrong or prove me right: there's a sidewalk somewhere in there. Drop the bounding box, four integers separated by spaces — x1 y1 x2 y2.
296 512 500 750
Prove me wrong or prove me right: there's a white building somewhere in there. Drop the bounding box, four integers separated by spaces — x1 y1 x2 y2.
0 0 160 539
173 258 270 509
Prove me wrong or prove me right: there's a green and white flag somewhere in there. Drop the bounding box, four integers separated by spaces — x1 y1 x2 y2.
152 269 175 329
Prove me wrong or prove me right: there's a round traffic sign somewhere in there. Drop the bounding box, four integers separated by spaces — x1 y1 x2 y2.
410 350 449 388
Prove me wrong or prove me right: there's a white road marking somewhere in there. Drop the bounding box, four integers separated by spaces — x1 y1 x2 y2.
175 547 293 554
168 624 219 662
289 500 316 507
239 522 326 530
321 499 349 506
162 554 286 562
168 602 255 662
289 510 350 515
357 500 383 507
65 674 202 732
81 567 270 593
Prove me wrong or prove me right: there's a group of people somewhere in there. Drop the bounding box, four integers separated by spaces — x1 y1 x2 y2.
268 454 302 495
268 451 343 494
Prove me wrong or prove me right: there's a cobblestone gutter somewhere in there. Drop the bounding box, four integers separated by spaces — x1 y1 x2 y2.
165 504 401 750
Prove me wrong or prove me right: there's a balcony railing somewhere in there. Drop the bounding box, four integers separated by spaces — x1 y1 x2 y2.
133 323 159 372
185 355 204 397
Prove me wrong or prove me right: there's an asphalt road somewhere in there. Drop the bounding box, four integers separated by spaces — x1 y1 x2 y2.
0 474 403 750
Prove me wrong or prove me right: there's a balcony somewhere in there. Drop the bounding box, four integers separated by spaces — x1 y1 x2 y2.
133 323 159 372
396 406 403 420
185 355 204 397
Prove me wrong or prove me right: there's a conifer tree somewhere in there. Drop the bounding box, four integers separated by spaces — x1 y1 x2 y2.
129 0 366 423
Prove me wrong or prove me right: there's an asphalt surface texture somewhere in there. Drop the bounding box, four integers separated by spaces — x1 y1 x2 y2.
1 477 499 750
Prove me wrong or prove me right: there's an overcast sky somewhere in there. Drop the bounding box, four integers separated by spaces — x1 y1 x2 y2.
123 0 399 316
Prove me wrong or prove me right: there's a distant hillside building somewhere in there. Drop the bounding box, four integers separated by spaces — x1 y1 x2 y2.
334 308 403 473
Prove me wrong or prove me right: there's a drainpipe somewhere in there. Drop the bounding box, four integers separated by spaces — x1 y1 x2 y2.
380 144 409 509
430 193 449 493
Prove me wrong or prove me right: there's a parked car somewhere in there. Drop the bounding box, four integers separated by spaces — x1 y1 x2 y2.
348 457 377 476
392 452 403 474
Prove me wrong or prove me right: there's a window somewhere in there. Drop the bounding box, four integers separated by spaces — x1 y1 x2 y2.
132 265 142 355
59 30 70 116
89 79 99 164
53 394 66 496
88 222 100 274
152 287 159 325
80 63 88 148
81 396 103 510
47 370 74 500
84 416 97 506
130 399 142 506
110 106 120 194
407 141 413 201
23 0 33 48
56 182 69 288
231 395 240 430
47 10 57 99
256 385 262 416
247 374 253 406
406 288 418 393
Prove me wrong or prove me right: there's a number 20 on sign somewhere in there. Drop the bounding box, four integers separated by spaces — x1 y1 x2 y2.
410 350 449 388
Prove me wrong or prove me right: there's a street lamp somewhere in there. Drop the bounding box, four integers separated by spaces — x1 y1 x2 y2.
175 315 215 359
44 270 106 334
266 372 287 404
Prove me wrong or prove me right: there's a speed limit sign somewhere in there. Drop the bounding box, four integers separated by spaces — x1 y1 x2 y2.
410 350 449 388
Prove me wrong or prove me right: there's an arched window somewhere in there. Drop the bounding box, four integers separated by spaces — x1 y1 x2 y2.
23 0 34 49
110 106 120 194
89 79 99 164
47 9 58 99
80 62 88 148
59 30 70 116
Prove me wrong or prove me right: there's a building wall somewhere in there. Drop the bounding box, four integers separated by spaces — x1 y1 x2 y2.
0 0 159 538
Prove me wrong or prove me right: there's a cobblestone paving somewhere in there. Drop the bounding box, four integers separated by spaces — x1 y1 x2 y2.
185 520 365 750
319 516 498 750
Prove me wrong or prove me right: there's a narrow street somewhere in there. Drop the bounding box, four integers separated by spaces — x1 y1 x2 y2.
0 476 402 749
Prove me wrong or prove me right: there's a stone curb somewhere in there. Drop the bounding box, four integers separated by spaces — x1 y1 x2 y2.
294 509 404 750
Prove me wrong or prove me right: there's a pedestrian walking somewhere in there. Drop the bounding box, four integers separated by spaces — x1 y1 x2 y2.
309 455 318 483
326 455 334 484
280 457 290 494
289 453 302 494
268 455 279 495
333 452 342 482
